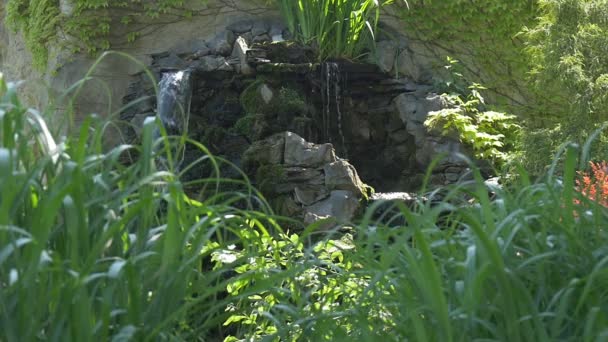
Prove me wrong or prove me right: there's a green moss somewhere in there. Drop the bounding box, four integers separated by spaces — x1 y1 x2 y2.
201 125 227 147
240 79 307 118
255 164 287 195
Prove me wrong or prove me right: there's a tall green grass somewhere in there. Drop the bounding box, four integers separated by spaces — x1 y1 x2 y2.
222 149 608 341
277 0 395 60
0 68 282 340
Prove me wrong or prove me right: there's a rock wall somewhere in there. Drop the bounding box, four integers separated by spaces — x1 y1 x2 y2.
0 0 274 133
118 16 475 196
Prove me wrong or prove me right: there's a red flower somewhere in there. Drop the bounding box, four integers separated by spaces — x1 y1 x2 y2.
575 161 608 207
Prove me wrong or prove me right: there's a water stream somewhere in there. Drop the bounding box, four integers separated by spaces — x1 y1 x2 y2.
321 62 347 158
157 69 193 136
156 69 193 168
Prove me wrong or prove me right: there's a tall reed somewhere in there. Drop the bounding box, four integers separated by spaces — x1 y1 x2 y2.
277 0 393 61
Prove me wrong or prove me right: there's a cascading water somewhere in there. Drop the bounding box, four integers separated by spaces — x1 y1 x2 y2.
157 69 193 136
321 62 347 158
156 69 193 168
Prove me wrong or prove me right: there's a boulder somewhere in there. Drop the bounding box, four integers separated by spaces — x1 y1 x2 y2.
324 160 366 197
375 40 398 73
305 190 360 222
242 132 367 227
208 30 236 56
284 132 336 167
231 36 255 75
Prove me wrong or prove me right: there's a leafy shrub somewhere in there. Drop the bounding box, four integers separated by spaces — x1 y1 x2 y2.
425 83 520 168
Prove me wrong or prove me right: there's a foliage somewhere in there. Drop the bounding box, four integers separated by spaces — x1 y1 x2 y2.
5 0 207 69
222 144 608 341
277 0 396 61
398 0 538 107
576 160 608 208
0 70 278 340
525 0 608 123
520 0 608 171
3 69 608 340
425 78 520 167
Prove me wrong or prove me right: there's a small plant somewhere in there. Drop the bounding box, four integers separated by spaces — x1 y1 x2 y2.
576 160 608 207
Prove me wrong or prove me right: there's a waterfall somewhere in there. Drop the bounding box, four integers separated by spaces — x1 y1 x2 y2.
156 69 193 168
321 62 347 158
157 69 193 136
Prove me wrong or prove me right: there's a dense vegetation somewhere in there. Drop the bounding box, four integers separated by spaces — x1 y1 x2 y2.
2 0 608 340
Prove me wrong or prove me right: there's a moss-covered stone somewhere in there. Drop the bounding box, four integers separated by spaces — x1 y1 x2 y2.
255 164 287 195
239 78 307 119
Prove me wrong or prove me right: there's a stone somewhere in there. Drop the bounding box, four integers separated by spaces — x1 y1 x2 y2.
445 173 460 182
251 21 270 37
389 129 412 144
252 34 272 44
375 40 398 73
324 160 365 197
193 56 232 72
129 113 155 138
303 212 334 228
269 24 285 42
172 39 208 56
231 36 254 75
153 53 188 69
227 20 253 34
260 84 273 104
305 190 360 222
396 49 432 83
393 93 418 124
208 30 236 56
284 167 324 184
294 185 330 206
284 132 336 167
192 45 212 59
242 133 285 169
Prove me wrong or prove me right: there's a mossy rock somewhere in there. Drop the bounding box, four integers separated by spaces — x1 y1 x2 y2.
240 79 307 119
255 164 287 195
233 114 268 141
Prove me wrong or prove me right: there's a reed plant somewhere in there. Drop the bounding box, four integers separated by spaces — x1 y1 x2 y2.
277 0 396 61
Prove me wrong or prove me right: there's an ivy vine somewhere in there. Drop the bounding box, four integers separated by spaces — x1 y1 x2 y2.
4 0 268 70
